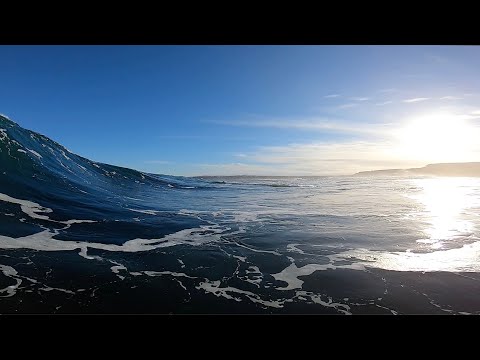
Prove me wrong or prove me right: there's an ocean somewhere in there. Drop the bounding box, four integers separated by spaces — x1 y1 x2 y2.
1 114 480 314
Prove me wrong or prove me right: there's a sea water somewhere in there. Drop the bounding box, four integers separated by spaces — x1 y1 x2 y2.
2 115 480 314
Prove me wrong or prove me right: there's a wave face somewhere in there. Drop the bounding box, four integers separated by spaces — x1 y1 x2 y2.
2 114 480 314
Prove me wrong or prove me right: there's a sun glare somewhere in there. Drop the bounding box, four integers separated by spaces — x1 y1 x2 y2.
412 178 476 246
394 112 478 163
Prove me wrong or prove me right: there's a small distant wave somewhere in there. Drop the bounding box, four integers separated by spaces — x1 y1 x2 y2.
201 180 316 189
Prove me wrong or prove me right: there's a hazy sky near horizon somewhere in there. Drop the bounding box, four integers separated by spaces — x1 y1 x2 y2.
1 45 480 176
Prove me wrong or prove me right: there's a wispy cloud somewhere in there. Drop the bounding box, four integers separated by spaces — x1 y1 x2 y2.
439 96 462 100
194 162 278 176
324 94 340 98
196 119 480 176
192 141 423 176
379 88 396 93
350 97 369 101
156 134 256 141
194 109 480 176
338 103 358 109
206 117 391 137
403 97 430 103
375 101 393 106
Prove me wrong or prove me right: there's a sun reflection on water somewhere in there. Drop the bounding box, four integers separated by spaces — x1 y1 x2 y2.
340 177 480 272
410 177 478 248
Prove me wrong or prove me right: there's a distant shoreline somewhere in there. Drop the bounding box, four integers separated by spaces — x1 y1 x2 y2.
194 163 480 178
354 162 480 177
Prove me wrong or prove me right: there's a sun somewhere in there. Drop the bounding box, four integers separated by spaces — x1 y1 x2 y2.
394 111 478 163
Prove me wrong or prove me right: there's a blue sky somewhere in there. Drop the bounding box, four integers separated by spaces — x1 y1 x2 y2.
1 45 480 175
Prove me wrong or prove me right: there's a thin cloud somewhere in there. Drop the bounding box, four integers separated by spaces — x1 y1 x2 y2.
376 101 393 106
324 94 340 98
379 88 397 93
196 127 480 176
403 97 430 103
205 117 391 137
193 162 278 176
156 134 256 141
193 111 480 176
193 141 423 176
350 97 369 101
439 96 462 100
338 103 358 109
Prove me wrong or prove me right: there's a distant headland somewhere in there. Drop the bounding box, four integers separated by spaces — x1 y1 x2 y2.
354 162 480 177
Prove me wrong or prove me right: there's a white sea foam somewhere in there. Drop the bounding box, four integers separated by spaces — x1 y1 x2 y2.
124 196 142 201
63 219 96 225
78 247 96 260
142 270 196 291
127 208 163 215
178 209 203 217
0 264 22 297
0 128 8 141
58 160 75 174
233 242 281 256
273 239 480 291
242 266 263 287
0 193 96 226
143 270 195 279
27 149 42 158
39 286 75 295
286 243 306 254
272 259 364 291
231 212 260 223
0 193 54 221
294 290 351 315
232 255 246 262
0 223 226 254
110 261 128 280
196 280 284 308
60 150 70 160
17 149 27 154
